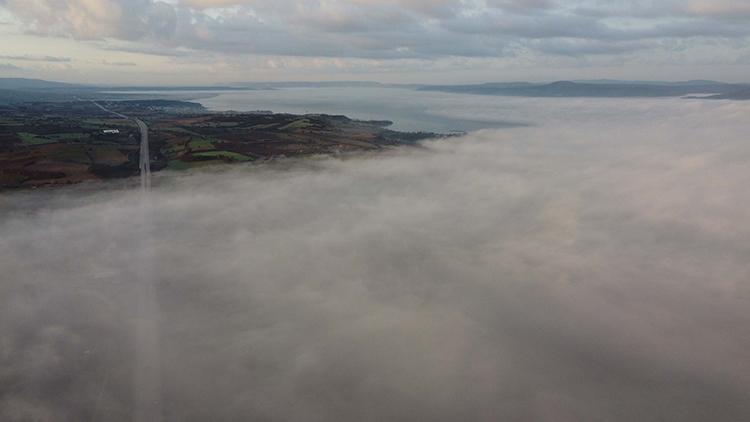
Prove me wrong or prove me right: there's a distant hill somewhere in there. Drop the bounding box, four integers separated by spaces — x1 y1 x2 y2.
0 79 87 104
223 81 384 89
418 80 750 98
0 78 82 90
697 88 750 100
0 88 77 105
2 78 749 102
572 79 728 86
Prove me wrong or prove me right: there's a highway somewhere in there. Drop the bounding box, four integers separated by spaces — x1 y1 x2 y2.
91 101 160 421
91 101 151 190
135 118 151 190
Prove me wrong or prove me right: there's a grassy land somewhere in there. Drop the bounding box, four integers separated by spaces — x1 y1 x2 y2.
55 146 92 164
167 160 191 170
163 143 187 158
50 133 90 141
163 137 222 160
91 147 128 165
82 118 131 126
18 132 57 145
0 117 22 126
192 151 253 162
188 138 216 152
250 123 280 130
199 121 240 128
279 119 313 131
162 126 202 136
18 132 91 145
2 101 434 190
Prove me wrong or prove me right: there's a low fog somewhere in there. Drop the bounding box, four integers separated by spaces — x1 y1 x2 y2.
2 98 750 421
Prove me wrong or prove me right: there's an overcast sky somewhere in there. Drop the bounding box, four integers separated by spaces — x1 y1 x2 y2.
1 0 749 84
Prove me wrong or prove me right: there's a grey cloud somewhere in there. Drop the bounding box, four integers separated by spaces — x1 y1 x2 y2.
145 1 179 39
443 13 621 40
97 43 197 57
1 0 750 70
1 0 176 41
101 60 137 66
0 55 71 62
1 97 750 421
531 39 648 56
170 1 750 60
487 0 557 13
0 62 22 71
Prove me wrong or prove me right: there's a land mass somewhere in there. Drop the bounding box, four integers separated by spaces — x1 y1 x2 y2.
417 80 750 98
0 100 441 190
3 78 750 106
3 77 750 189
690 88 750 100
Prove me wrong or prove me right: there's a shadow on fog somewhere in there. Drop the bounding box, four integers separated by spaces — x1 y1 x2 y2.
1 97 750 422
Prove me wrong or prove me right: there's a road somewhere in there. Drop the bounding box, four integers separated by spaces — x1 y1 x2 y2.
91 101 151 190
92 101 160 421
135 118 151 190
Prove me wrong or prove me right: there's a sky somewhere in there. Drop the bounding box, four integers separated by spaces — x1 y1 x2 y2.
0 1 749 86
2 97 750 421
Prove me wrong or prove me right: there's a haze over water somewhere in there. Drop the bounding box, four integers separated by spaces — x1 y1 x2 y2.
139 87 528 133
2 94 750 421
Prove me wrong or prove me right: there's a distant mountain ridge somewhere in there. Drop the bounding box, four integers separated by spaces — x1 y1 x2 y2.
1 78 750 101
572 79 728 86
222 81 385 89
0 78 82 90
418 80 750 98
697 88 750 100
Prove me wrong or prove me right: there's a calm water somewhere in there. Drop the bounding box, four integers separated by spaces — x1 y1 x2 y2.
201 87 532 132
113 86 707 135
116 87 530 132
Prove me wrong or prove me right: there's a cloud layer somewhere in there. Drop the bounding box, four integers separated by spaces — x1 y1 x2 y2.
1 0 750 61
2 97 750 421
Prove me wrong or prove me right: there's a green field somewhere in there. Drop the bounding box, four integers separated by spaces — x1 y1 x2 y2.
163 143 187 158
163 126 202 136
167 160 191 170
50 133 90 141
18 132 90 145
188 138 216 152
279 119 313 131
199 121 240 128
0 117 22 126
82 118 131 126
250 123 280 130
192 151 253 162
18 133 56 145
55 146 92 164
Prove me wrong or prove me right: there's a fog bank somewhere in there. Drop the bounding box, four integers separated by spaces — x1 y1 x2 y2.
2 99 750 421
